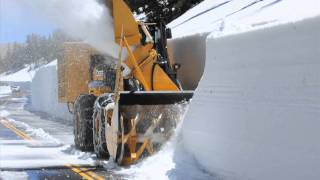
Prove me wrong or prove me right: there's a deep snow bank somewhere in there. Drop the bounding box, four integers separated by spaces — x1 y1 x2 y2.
167 0 319 90
183 16 320 179
0 65 40 92
31 60 72 120
0 65 36 82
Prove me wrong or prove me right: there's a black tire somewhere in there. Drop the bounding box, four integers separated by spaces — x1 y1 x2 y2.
93 95 113 159
74 94 96 151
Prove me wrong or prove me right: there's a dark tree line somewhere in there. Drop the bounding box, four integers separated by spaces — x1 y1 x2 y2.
0 30 71 73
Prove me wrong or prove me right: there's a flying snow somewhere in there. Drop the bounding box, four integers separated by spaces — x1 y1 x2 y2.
19 0 119 58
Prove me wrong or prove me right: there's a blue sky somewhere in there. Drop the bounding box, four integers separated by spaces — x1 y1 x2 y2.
0 0 56 43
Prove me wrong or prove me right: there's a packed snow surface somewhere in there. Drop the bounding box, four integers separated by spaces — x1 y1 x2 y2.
0 141 95 169
0 118 95 169
0 172 28 180
169 0 320 38
6 118 61 144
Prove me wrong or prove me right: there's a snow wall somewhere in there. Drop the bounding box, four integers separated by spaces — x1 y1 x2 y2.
0 66 37 92
168 34 208 90
31 61 72 120
183 16 320 180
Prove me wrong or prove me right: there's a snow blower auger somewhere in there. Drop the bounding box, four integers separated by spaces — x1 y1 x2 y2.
58 0 193 166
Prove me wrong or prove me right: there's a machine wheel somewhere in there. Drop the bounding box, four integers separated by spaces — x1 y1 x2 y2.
74 94 96 151
93 103 109 158
93 95 113 159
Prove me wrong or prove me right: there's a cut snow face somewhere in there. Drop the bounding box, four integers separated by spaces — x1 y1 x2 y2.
31 60 72 120
18 0 119 58
183 9 320 180
168 0 320 179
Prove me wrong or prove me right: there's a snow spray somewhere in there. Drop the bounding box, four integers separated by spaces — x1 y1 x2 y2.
19 0 119 58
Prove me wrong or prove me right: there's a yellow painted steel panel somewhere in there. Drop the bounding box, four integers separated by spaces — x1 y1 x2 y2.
113 0 141 46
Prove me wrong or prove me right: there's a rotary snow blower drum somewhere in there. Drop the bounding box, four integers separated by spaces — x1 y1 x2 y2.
103 91 192 165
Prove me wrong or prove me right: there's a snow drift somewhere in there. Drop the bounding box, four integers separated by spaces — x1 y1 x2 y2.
31 60 72 120
183 15 320 180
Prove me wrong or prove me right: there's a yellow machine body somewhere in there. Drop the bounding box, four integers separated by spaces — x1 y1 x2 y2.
112 0 141 46
112 0 179 92
59 0 193 166
104 0 184 165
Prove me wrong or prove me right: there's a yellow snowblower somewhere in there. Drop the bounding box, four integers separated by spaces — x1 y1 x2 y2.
58 0 193 166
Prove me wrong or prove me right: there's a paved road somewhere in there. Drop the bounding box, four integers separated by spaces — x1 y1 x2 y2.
0 92 124 180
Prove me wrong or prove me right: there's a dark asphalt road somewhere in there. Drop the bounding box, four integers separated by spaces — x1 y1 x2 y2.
0 92 124 180
0 120 84 180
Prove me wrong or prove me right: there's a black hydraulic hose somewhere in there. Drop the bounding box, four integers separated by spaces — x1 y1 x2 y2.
151 62 157 91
